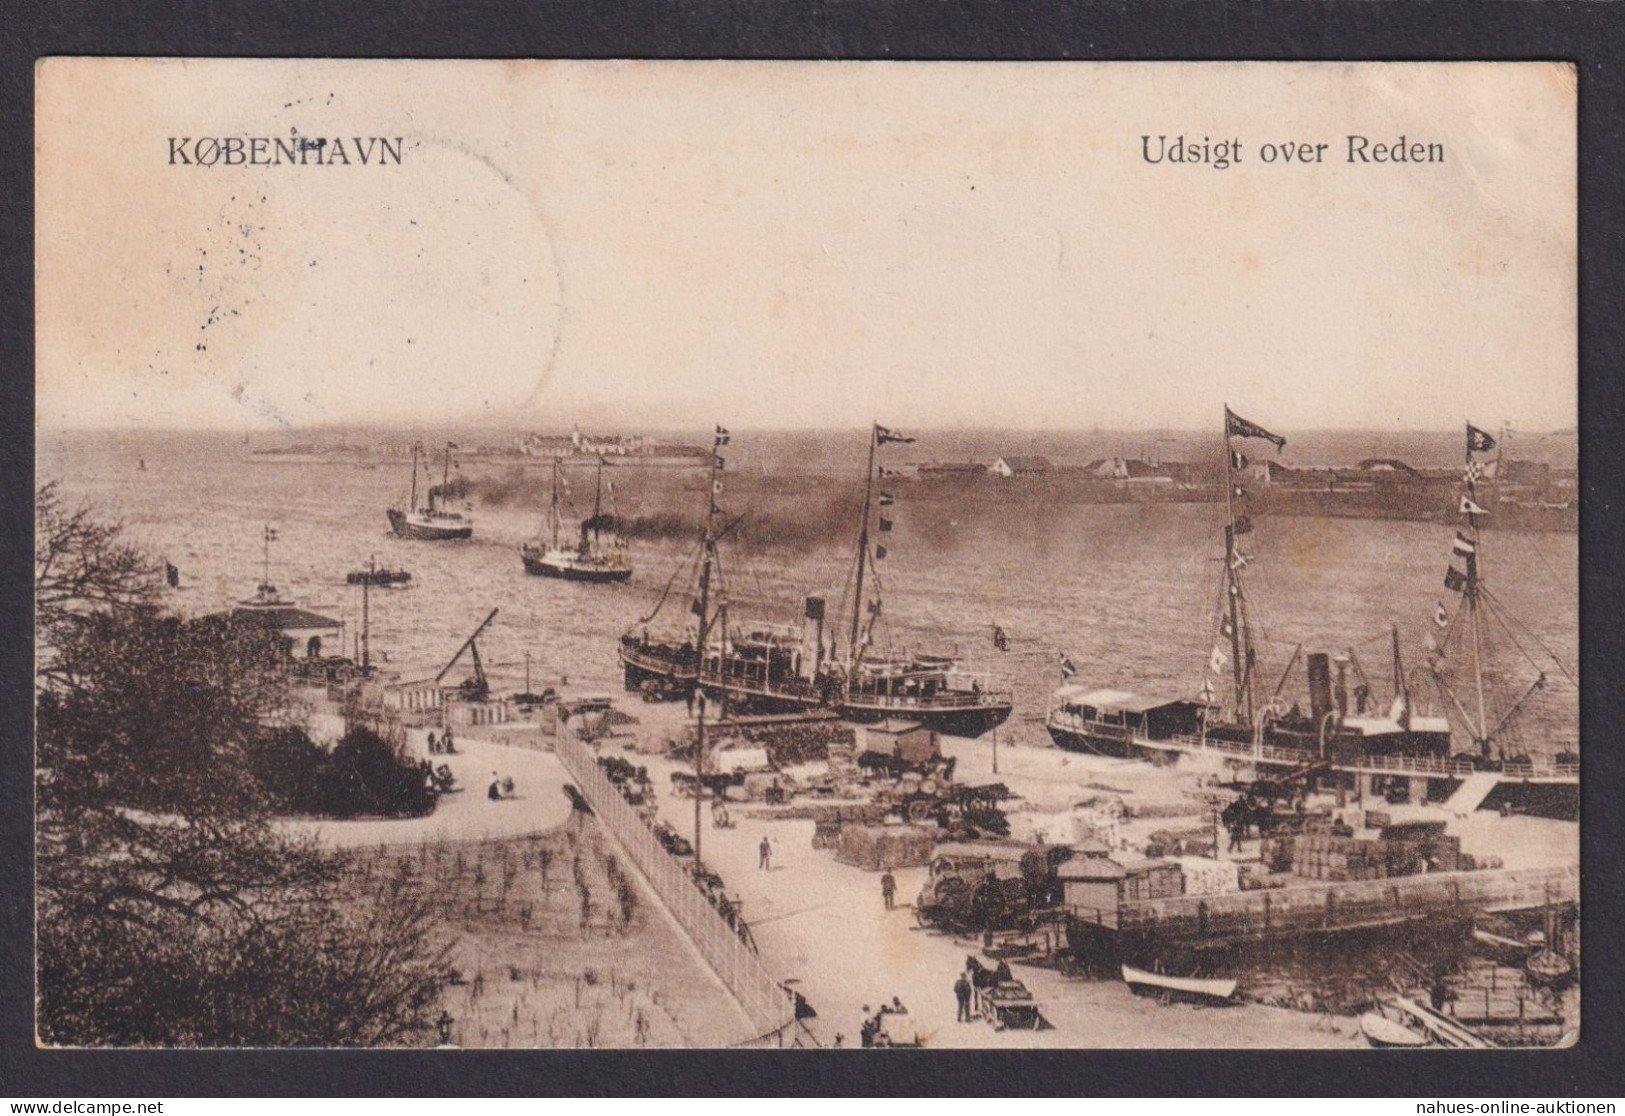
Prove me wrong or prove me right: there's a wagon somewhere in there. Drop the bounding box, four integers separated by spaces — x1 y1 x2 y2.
980 980 1041 1030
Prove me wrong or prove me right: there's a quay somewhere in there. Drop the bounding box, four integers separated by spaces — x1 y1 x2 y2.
1066 864 1577 951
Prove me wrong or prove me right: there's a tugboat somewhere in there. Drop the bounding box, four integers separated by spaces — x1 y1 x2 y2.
387 441 473 540
345 566 412 588
521 455 632 582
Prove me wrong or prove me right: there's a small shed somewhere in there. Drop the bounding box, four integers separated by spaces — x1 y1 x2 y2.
865 719 939 764
1058 847 1183 916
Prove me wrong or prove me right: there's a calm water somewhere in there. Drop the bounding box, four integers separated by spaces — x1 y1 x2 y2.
38 430 1579 757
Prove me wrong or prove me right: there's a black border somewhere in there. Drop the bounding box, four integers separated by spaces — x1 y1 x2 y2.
4 0 1623 1098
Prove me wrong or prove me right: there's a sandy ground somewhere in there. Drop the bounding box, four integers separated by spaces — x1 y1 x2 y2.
290 723 751 1047
283 728 574 848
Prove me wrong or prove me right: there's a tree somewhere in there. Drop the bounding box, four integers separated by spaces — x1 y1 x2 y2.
35 485 449 1046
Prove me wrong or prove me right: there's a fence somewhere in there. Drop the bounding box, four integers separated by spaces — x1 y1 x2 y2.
552 730 798 1045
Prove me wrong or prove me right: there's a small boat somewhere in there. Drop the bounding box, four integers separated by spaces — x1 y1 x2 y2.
1121 964 1237 1005
388 441 473 540
346 566 412 587
521 455 632 583
1525 948 1572 987
1360 1011 1431 1048
1471 926 1532 965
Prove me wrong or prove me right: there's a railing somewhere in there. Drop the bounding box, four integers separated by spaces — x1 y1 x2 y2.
618 642 698 678
846 688 1014 710
1068 865 1578 937
1046 714 1579 781
553 730 797 1044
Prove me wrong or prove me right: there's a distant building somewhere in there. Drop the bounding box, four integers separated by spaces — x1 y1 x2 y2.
990 455 1053 477
917 461 987 478
1083 458 1176 485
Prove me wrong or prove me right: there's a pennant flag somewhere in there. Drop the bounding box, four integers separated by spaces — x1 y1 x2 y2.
1482 459 1499 480
1059 652 1078 679
1220 616 1235 640
1233 486 1248 500
1231 551 1250 571
1444 566 1469 593
1225 408 1287 450
1434 601 1450 628
714 455 726 470
1464 460 1483 485
1233 514 1254 536
878 492 895 507
867 599 882 616
874 544 888 560
1229 582 1240 597
1198 677 1216 703
1467 423 1497 454
876 424 915 445
879 517 894 533
691 599 704 617
264 526 279 541
712 480 723 495
714 426 730 446
447 442 460 450
605 479 615 494
1452 532 1476 557
165 562 180 588
992 625 1010 652
1230 450 1248 471
1209 646 1229 674
1460 495 1488 517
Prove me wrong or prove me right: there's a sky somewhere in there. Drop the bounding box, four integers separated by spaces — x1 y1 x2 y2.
36 60 1577 433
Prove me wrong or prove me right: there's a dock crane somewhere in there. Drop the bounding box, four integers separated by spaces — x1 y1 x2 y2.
437 608 499 702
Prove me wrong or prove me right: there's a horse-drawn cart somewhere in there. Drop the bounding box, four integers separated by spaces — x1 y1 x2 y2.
980 980 1042 1030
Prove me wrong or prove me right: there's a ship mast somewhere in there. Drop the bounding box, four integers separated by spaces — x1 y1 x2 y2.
848 423 879 669
1221 408 1250 726
593 457 604 545
1464 423 1491 757
692 425 726 871
409 442 420 511
438 442 453 512
550 454 561 550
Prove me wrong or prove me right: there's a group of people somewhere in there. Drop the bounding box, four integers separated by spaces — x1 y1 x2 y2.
487 771 516 801
426 729 457 755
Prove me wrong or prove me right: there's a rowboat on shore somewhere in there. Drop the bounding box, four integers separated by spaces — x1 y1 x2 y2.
1120 964 1237 1005
1359 1011 1431 1048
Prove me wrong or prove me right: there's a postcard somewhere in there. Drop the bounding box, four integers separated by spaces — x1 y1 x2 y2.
34 59 1577 1050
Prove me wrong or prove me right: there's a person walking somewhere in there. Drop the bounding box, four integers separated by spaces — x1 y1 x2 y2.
758 836 772 871
954 973 973 1023
880 870 897 911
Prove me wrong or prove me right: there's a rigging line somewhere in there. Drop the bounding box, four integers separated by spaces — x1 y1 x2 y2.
1479 585 1577 686
1524 531 1580 607
634 536 704 627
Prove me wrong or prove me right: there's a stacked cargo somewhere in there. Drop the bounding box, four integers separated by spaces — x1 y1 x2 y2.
1289 834 1390 882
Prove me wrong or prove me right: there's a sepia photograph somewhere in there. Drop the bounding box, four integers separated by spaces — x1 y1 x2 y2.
33 58 1578 1052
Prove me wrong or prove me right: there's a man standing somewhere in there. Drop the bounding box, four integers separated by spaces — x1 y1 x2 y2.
759 836 772 871
954 973 973 1023
880 869 897 911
